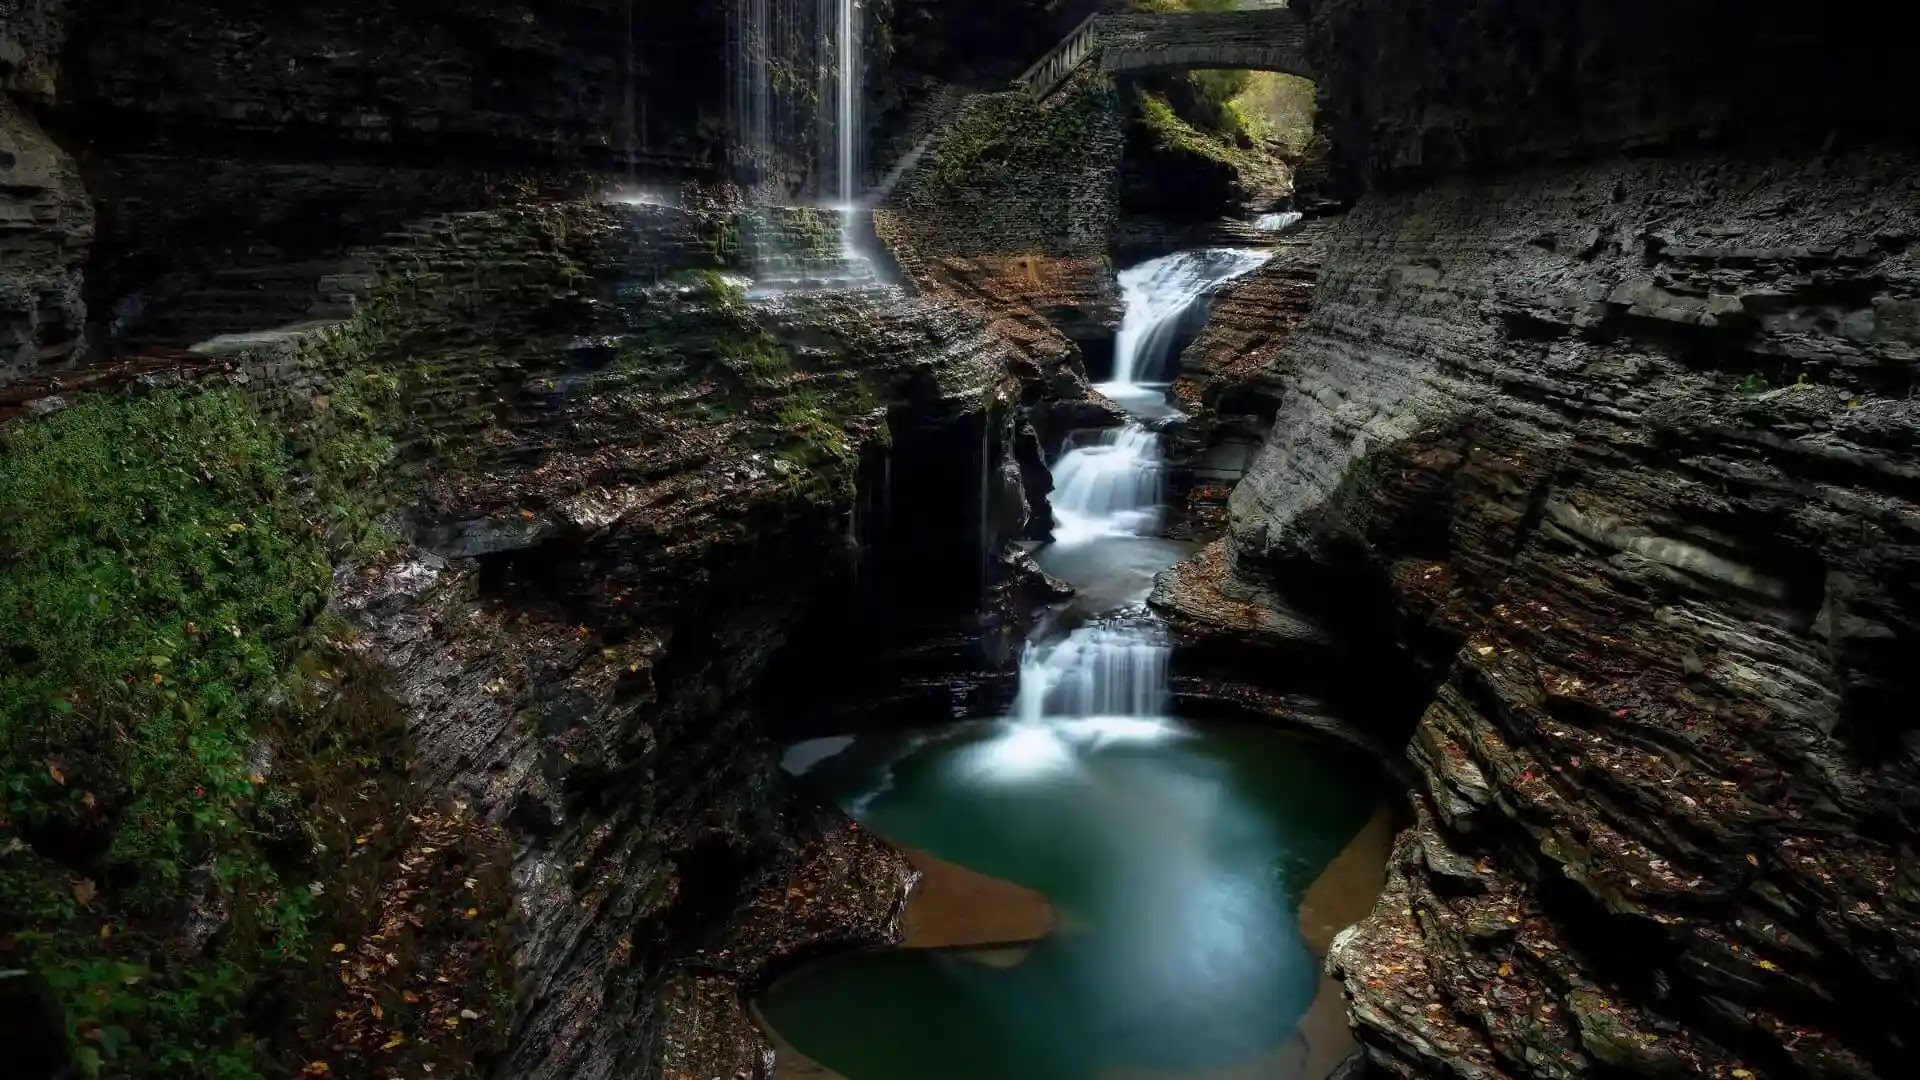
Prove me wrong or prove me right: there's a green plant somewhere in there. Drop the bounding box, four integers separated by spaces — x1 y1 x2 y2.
0 389 335 1077
1139 91 1241 167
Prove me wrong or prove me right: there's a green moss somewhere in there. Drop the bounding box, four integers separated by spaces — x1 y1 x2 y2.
0 390 333 1077
1224 71 1317 156
921 84 1109 196
0 282 436 1078
1139 91 1243 167
774 390 853 470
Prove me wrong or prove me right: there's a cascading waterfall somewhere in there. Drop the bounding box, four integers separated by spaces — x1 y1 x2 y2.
1011 619 1172 724
1100 248 1273 394
1048 424 1167 544
970 248 1281 777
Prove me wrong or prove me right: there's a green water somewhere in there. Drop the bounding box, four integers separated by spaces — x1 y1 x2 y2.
763 720 1383 1080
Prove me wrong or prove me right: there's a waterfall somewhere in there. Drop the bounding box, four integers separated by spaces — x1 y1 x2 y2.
970 615 1179 780
722 0 874 291
1048 424 1166 545
1254 210 1303 232
837 0 859 206
1102 249 1273 393
1011 619 1172 724
967 248 1275 777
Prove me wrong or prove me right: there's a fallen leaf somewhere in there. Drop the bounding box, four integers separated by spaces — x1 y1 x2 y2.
464 908 478 919
460 1009 480 1020
331 943 347 954
72 878 98 908
48 762 67 785
380 1035 406 1051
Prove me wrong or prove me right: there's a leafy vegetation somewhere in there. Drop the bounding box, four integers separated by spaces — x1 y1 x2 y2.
921 84 1111 195
0 293 446 1077
1139 90 1242 167
0 389 332 1077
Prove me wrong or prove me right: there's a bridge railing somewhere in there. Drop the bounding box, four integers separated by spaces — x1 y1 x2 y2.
1014 13 1104 99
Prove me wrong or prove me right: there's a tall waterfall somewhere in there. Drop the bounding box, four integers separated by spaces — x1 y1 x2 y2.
834 0 859 206
1101 249 1273 393
723 0 871 288
728 1 860 201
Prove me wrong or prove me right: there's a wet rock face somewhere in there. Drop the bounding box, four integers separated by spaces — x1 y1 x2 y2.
298 198 1022 1080
1301 0 1915 192
1 0 731 359
0 96 91 378
0 0 71 100
1207 144 1920 1078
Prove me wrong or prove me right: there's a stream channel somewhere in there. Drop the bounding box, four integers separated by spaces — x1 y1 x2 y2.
761 250 1392 1080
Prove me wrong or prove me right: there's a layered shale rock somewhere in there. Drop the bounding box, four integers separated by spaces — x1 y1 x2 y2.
0 96 91 377
1163 220 1328 537
2 188 1031 1077
1152 5 1919 1077
876 70 1127 393
1167 133 1920 1080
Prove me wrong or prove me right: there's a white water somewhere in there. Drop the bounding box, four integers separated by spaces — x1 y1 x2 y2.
1011 620 1172 724
728 0 873 289
1099 248 1273 396
836 0 858 207
970 249 1278 778
1048 424 1167 545
1254 211 1304 232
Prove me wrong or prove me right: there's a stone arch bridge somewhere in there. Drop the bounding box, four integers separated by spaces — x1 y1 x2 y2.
1017 7 1313 99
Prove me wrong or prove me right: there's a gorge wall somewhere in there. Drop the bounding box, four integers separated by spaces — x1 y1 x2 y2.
3 0 731 368
1155 1 1918 1076
3 3 1049 1078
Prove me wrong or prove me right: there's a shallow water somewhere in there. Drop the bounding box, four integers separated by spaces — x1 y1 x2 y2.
764 721 1384 1080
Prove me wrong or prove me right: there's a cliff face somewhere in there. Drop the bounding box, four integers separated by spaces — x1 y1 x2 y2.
1 0 88 376
2 175 1028 1075
1302 0 1911 191
3 0 734 364
1157 3 1919 1077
